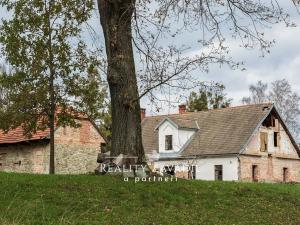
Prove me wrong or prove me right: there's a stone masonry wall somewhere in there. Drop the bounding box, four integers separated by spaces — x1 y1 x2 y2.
0 142 48 174
52 119 104 174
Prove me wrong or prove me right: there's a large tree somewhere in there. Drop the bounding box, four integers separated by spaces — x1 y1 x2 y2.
242 79 300 138
0 0 106 174
97 0 297 162
242 81 268 104
187 83 231 112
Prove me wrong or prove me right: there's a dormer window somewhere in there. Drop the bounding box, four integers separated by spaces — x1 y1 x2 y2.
165 135 173 150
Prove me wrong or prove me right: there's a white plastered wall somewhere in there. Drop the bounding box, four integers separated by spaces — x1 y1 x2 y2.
158 120 195 153
153 157 239 181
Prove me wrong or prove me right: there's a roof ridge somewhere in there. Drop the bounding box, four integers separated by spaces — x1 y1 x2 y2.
145 102 274 118
141 102 278 157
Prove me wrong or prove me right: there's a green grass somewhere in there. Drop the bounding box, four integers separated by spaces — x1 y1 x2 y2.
0 173 300 225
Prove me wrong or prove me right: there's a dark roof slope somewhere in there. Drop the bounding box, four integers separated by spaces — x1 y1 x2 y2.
142 103 276 156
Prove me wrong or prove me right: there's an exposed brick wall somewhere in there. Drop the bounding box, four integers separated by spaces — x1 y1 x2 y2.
245 120 298 158
175 171 189 179
239 155 300 183
55 119 104 146
241 117 300 183
0 119 105 174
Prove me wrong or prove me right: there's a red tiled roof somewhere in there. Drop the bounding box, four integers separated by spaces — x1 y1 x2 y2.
0 107 91 145
0 127 50 144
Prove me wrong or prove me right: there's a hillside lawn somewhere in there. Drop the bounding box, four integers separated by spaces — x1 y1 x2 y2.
0 172 300 225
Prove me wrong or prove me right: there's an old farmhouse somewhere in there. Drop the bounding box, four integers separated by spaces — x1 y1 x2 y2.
0 117 105 174
142 103 300 183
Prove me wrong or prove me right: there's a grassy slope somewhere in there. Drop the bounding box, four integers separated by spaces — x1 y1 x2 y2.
0 173 300 225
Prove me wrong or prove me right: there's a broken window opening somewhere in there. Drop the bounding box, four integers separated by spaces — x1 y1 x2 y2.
165 135 173 150
260 132 268 152
271 117 276 127
262 115 276 128
214 165 223 181
164 166 175 176
283 167 288 183
189 165 196 180
262 116 271 127
274 132 279 147
252 165 258 182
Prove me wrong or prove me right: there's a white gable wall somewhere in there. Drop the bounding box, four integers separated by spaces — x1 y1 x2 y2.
158 120 195 153
279 125 298 156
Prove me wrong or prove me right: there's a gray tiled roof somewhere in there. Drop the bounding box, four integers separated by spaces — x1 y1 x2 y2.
154 117 199 130
142 103 275 156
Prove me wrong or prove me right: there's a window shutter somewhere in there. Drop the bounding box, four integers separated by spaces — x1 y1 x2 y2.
260 132 268 152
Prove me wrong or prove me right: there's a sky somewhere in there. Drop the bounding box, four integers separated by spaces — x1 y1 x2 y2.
143 0 300 115
1 1 300 116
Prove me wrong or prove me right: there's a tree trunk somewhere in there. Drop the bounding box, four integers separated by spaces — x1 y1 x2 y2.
98 0 144 163
48 0 55 174
49 90 55 174
49 52 55 173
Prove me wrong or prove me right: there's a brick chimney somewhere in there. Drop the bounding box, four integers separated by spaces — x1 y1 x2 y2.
140 108 146 120
178 104 186 114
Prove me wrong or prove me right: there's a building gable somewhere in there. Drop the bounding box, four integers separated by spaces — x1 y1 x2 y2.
157 119 196 153
243 108 300 158
54 118 105 146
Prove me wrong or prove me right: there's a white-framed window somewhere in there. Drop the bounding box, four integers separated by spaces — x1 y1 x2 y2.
165 135 173 150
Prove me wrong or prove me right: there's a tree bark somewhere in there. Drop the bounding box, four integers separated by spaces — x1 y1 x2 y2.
49 73 55 174
98 0 144 163
47 0 55 174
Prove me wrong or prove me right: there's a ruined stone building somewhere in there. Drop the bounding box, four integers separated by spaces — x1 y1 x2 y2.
0 117 105 174
142 103 300 183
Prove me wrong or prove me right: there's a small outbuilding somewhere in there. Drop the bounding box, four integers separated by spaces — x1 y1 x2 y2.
0 117 105 174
